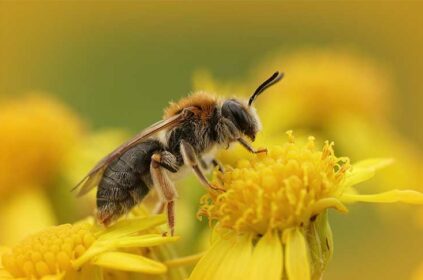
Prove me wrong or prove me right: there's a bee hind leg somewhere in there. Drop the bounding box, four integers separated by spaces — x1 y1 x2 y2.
152 200 166 214
98 211 114 226
96 201 124 227
150 151 179 216
150 153 178 236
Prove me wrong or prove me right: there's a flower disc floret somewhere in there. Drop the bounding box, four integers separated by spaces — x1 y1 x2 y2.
200 134 350 234
1 215 180 279
191 134 423 280
2 224 95 278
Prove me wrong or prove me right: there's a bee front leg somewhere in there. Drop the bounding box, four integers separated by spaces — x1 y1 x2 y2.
211 159 225 172
237 137 268 154
199 157 225 173
151 153 178 236
197 157 226 185
180 140 224 192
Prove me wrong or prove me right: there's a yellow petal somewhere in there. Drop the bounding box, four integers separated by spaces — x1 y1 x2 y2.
73 244 107 268
212 234 252 280
189 232 251 280
92 251 167 274
247 232 283 280
110 234 179 249
309 198 348 216
341 189 423 204
98 215 166 240
352 158 394 170
189 233 236 280
342 158 394 189
165 252 205 268
342 167 375 189
283 228 311 280
75 235 178 269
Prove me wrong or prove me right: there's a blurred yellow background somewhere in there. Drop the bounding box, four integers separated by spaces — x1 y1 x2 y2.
1 2 423 280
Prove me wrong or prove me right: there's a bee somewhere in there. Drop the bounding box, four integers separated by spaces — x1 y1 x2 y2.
73 71 283 235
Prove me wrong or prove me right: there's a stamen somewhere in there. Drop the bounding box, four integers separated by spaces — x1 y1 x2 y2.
199 135 350 235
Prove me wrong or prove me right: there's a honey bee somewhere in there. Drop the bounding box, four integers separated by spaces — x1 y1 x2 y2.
73 71 283 235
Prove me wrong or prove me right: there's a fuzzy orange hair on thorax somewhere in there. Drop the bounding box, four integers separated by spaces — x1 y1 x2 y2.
163 92 218 120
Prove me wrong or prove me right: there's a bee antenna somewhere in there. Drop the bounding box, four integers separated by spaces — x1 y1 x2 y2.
248 71 284 106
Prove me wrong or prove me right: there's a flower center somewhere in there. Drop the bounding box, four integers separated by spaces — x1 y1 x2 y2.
199 134 350 235
1 223 96 278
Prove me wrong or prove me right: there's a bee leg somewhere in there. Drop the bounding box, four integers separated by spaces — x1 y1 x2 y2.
198 157 209 171
151 153 178 236
180 140 224 192
198 157 225 173
211 159 225 173
152 200 166 214
237 137 268 154
97 211 114 226
208 158 226 185
199 157 225 185
156 151 179 173
151 151 179 215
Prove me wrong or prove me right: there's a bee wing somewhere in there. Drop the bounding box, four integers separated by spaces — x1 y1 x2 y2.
72 111 188 197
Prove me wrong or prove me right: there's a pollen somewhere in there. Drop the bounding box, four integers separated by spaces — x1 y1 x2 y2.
1 223 96 278
199 133 351 235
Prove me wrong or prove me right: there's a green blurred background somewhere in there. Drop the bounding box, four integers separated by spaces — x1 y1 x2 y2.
1 2 423 280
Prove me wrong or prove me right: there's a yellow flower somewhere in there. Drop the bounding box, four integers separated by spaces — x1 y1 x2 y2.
1 215 179 279
0 94 83 196
190 133 423 280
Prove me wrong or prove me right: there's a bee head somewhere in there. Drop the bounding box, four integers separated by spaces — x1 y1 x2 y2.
221 71 283 141
221 99 260 141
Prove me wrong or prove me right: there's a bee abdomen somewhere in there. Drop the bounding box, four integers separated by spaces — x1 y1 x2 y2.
96 173 150 221
96 140 163 224
97 185 130 202
102 169 139 188
97 168 148 203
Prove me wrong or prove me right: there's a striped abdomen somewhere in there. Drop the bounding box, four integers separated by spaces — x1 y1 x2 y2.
96 140 164 223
